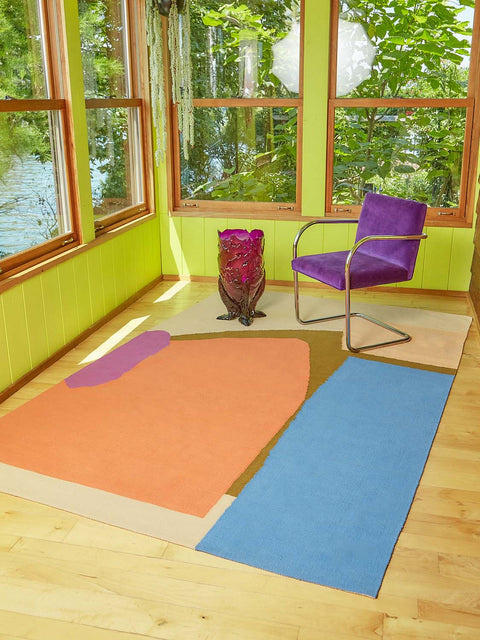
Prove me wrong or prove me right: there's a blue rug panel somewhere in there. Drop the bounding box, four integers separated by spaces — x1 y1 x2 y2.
197 358 454 597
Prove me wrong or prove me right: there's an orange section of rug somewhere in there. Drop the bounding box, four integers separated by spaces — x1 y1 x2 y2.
0 337 310 517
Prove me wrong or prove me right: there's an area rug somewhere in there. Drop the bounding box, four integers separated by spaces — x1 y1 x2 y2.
0 291 471 597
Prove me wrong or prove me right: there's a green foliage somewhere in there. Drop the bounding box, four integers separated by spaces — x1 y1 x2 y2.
0 0 51 179
334 0 474 206
183 0 300 202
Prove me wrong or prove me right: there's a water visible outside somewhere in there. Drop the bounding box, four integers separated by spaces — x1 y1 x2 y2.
0 158 103 258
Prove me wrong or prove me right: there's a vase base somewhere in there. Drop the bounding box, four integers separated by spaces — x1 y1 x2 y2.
217 310 266 326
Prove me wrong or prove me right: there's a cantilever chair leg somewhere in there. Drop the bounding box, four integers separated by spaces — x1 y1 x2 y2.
293 271 411 353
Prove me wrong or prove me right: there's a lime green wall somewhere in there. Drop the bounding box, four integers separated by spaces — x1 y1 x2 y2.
158 0 476 292
0 221 161 394
0 0 162 395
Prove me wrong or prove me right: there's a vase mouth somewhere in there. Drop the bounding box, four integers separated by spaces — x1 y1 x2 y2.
218 229 264 241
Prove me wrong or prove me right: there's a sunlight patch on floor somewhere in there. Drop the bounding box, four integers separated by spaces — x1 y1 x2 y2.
154 280 189 302
79 316 150 364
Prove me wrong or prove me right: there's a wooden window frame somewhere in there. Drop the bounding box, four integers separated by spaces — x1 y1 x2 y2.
0 0 81 280
325 0 480 228
170 1 304 219
83 0 154 236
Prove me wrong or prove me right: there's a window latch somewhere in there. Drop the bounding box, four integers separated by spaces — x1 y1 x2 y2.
334 208 352 213
62 237 74 245
278 205 294 211
182 202 198 208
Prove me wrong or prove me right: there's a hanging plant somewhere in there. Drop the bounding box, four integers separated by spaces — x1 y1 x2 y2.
146 0 193 165
155 0 185 16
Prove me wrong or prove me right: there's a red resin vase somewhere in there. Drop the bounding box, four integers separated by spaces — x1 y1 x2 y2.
217 229 266 326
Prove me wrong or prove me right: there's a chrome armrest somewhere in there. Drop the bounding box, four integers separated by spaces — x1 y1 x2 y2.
293 218 359 260
345 233 428 273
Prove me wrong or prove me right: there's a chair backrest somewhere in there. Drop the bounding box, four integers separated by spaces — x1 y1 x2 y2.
355 192 427 279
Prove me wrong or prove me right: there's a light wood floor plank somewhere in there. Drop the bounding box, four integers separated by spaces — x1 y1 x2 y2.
0 282 479 639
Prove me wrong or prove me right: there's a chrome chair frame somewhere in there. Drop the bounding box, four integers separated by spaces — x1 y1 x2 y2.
293 219 427 353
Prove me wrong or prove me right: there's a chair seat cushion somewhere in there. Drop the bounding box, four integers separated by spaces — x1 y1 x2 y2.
292 250 410 290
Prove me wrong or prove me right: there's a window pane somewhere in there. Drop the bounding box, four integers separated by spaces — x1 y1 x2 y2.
0 0 48 99
181 107 297 202
86 107 144 219
79 0 129 99
191 0 301 98
337 0 474 98
333 107 465 208
0 111 70 259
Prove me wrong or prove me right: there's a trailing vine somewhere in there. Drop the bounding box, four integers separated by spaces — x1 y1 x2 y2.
146 0 194 164
146 0 167 164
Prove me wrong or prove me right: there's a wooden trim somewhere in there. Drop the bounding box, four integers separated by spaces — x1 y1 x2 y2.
0 275 164 405
331 98 473 108
94 205 150 235
0 234 79 281
0 98 65 112
193 98 301 108
173 200 300 216
85 98 143 109
136 0 155 218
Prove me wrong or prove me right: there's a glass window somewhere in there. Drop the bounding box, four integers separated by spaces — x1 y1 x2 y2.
79 0 151 232
328 0 478 222
0 0 77 275
172 0 303 214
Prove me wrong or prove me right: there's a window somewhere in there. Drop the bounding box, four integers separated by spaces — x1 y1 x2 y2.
172 0 303 216
79 0 152 233
0 0 79 277
327 0 479 224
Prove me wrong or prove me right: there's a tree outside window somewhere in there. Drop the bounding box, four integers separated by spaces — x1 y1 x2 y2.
0 0 76 271
172 0 303 214
328 0 478 222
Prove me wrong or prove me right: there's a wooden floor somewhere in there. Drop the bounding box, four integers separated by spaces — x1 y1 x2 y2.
0 281 479 640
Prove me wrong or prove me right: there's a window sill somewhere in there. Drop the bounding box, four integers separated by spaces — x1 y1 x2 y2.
0 211 157 295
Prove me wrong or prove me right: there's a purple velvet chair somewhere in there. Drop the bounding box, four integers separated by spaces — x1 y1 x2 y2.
291 192 428 352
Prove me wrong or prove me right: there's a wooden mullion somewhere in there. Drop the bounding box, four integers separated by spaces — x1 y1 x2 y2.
331 98 473 109
0 232 77 279
136 0 154 216
85 97 142 109
193 98 300 108
0 98 64 112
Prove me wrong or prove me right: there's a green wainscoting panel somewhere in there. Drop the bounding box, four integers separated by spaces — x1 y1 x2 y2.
100 240 117 314
204 218 228 277
0 300 13 390
181 217 205 276
448 227 475 291
323 222 352 253
2 286 32 382
41 267 66 357
250 220 276 281
127 226 146 297
274 220 302 281
144 218 162 284
58 259 81 345
87 248 107 324
0 220 162 394
73 251 94 330
422 227 454 290
112 235 128 306
398 237 427 290
22 276 49 369
160 214 183 276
